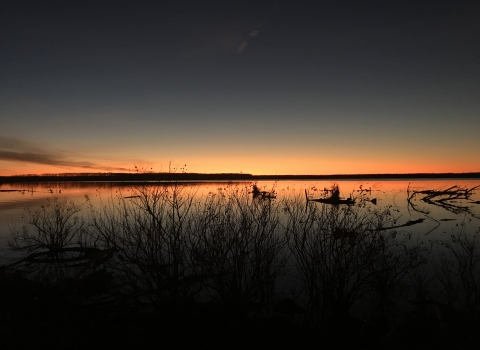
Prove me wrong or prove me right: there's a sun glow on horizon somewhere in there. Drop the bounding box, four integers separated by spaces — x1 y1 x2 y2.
1 156 479 177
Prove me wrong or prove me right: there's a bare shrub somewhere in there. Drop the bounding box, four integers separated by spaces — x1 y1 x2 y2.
5 183 429 324
87 183 200 304
188 184 288 307
434 223 480 311
284 195 427 326
8 197 88 281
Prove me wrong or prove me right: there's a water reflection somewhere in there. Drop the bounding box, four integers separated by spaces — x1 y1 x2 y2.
1 180 479 243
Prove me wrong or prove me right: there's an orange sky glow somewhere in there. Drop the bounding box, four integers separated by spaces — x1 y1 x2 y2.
1 154 478 177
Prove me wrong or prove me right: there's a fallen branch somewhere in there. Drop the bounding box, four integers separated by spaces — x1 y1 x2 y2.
376 218 424 231
407 185 479 216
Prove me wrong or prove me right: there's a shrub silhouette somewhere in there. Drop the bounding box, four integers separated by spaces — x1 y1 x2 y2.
284 192 427 326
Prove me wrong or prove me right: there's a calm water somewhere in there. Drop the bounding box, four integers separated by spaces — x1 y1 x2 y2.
1 179 479 250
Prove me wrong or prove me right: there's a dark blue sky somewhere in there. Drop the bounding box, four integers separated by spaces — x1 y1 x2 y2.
1 0 479 175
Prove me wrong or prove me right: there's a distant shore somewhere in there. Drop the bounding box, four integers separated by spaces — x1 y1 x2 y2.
1 172 480 183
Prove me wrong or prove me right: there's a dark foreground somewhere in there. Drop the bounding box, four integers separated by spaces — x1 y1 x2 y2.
1 277 479 350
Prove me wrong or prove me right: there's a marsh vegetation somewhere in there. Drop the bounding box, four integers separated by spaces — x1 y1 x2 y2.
1 182 480 349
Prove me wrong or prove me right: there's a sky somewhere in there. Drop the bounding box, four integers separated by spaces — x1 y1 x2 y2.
1 0 479 176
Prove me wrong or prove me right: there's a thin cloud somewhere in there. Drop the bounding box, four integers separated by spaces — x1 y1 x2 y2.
236 29 259 53
236 41 248 53
0 136 129 172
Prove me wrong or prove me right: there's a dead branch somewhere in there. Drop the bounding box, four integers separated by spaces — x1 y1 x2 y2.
375 218 425 231
407 185 479 216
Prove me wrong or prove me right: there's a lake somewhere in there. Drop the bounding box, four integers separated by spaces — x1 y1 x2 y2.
1 177 480 326
1 178 479 250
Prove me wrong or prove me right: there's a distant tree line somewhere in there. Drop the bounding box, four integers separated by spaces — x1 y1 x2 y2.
1 172 480 184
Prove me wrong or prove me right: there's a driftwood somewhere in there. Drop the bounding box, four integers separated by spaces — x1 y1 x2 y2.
305 189 356 205
305 183 355 206
375 218 425 231
251 184 276 199
407 184 480 216
305 183 377 206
